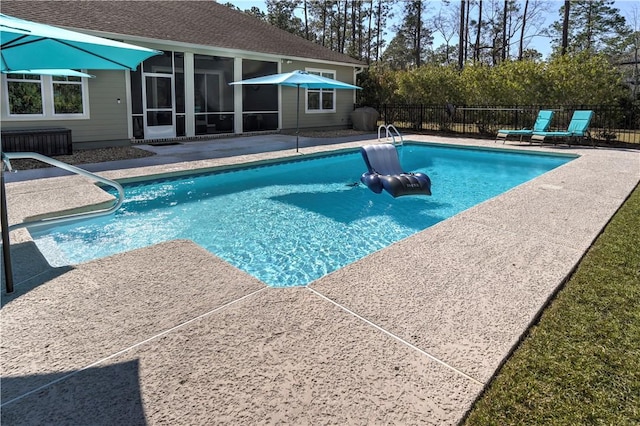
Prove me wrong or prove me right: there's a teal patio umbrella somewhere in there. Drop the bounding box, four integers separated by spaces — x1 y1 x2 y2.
1 13 161 292
0 13 160 71
230 70 361 152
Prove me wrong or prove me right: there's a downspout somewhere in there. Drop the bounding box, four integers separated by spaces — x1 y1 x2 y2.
353 66 364 105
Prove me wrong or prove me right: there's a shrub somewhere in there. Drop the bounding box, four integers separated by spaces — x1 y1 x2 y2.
361 54 628 107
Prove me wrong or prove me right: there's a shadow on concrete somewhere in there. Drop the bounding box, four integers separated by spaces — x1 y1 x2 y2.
1 360 147 425
1 240 72 304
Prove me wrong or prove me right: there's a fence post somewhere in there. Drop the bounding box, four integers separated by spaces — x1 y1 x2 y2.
463 106 467 134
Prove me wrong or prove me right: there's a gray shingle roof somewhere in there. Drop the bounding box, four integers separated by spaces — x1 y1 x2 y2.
1 0 365 66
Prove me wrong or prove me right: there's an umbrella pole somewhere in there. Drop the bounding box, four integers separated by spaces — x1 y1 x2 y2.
296 84 300 152
1 161 14 294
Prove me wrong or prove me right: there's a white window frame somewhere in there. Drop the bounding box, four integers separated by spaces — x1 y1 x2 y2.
3 73 90 121
305 68 336 114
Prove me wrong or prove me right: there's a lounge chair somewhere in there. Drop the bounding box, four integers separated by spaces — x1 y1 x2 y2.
360 144 431 197
495 110 554 144
531 110 594 146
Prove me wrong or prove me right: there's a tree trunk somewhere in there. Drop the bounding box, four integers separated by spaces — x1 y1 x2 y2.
465 0 470 61
342 0 348 53
519 0 528 60
562 0 570 55
376 0 382 61
303 0 309 40
321 1 327 47
586 1 593 51
367 0 373 63
459 0 465 69
474 0 483 62
416 1 422 67
351 0 357 57
502 0 508 61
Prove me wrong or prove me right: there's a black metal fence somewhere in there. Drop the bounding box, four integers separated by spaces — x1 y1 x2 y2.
359 104 640 146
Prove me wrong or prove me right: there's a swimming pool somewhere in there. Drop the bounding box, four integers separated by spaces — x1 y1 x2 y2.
30 143 574 286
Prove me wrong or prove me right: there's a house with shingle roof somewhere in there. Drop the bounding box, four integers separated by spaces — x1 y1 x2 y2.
1 1 366 148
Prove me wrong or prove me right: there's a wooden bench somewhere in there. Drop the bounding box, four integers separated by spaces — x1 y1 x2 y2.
1 127 72 156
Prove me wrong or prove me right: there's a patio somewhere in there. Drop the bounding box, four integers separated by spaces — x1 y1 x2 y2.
2 134 639 425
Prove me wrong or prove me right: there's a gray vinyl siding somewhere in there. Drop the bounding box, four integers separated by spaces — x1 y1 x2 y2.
280 63 357 132
1 70 130 148
78 70 129 143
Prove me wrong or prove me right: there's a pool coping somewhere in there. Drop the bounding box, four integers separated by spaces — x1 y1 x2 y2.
2 134 639 424
23 141 580 285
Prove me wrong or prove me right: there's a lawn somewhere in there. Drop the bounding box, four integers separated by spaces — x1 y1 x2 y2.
464 184 640 424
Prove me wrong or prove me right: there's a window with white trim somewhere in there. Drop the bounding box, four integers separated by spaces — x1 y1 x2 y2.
52 75 85 114
5 73 44 115
306 69 335 113
4 73 89 119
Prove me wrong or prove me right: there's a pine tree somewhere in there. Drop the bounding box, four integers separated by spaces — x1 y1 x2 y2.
382 1 433 69
549 0 631 55
265 0 305 37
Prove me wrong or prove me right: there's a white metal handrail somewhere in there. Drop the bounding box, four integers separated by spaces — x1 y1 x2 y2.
3 152 124 231
377 124 404 146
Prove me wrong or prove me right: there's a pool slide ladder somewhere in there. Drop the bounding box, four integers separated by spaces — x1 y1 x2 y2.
3 152 125 232
377 124 403 146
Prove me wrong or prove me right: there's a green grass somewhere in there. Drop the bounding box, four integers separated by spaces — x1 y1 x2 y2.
464 184 640 425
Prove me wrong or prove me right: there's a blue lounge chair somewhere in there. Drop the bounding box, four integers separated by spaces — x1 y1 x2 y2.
495 110 555 144
531 110 594 146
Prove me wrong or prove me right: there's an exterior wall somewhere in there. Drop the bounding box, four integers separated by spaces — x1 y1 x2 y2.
1 70 130 149
1 42 362 148
279 62 356 132
81 71 130 144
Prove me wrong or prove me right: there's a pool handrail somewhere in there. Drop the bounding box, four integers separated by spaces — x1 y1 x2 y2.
377 124 404 146
4 152 125 231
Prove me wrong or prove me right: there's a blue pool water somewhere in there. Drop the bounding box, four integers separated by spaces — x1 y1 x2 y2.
30 143 573 286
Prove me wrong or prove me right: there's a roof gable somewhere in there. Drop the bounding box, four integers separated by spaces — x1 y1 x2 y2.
1 0 365 66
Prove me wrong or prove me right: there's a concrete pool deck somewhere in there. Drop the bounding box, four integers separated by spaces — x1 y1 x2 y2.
2 134 639 424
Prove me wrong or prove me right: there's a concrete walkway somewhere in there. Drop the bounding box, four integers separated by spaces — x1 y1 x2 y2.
2 134 639 425
3 133 375 182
